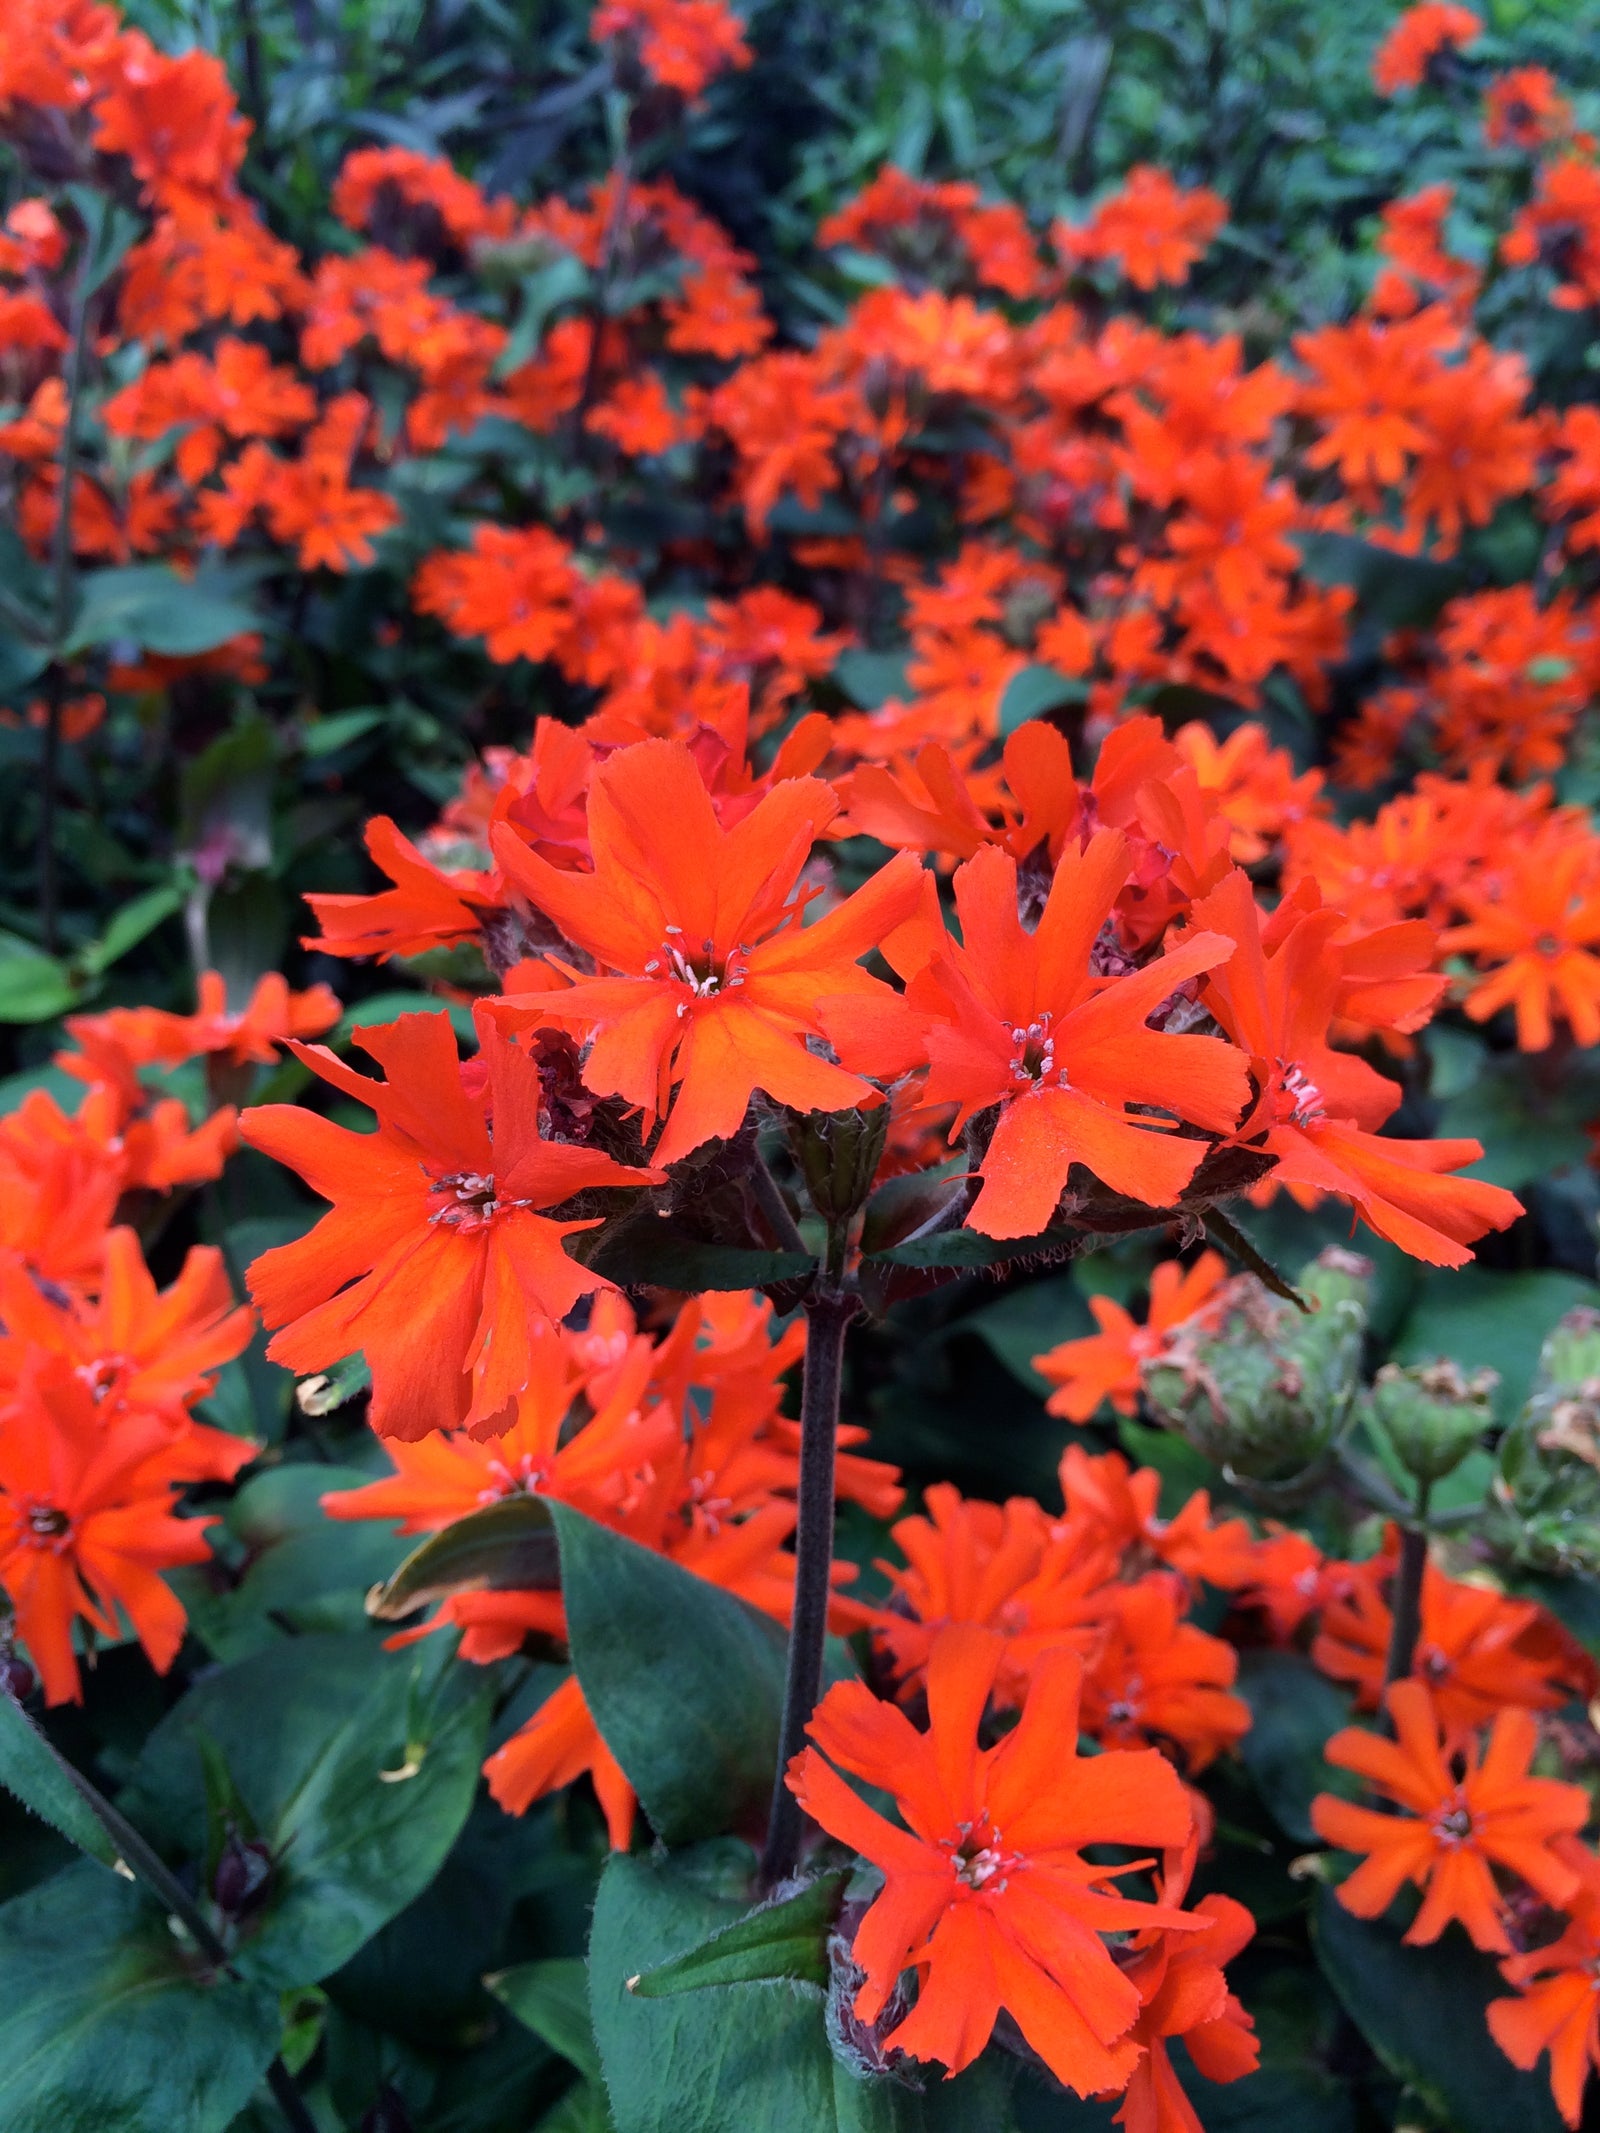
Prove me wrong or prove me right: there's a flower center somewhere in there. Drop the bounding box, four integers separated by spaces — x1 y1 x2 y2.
1276 1060 1326 1126
428 1171 524 1230
943 1817 1016 1891
22 1502 71 1548
1006 1018 1068 1088
1432 1795 1474 1846
478 1452 551 1502
643 927 751 1016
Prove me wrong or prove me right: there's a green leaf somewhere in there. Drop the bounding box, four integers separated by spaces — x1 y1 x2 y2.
628 1870 848 1997
832 649 909 710
1314 1888 1563 2133
490 1958 601 2081
118 1634 492 1989
1294 532 1466 630
590 1844 1009 2133
173 1465 411 1660
0 1859 280 2133
576 1217 813 1294
962 1275 1092 1392
1235 1650 1353 1845
64 565 259 658
0 933 78 1023
76 882 184 980
0 634 49 696
0 1694 117 1865
368 1495 560 1623
997 663 1086 735
550 1504 788 1847
1393 1268 1599 1422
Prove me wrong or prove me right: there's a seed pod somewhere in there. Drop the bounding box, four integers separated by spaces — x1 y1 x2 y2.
788 1103 890 1226
1493 1307 1600 1574
1369 1359 1497 1485
1141 1248 1371 1503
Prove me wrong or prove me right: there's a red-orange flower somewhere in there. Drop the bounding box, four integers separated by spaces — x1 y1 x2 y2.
1311 1679 1587 1952
241 1013 662 1440
0 1361 218 1705
1035 1253 1228 1423
1489 1842 1600 2128
492 737 924 1165
787 1623 1201 2091
1191 868 1521 1267
1109 1842 1259 2133
830 833 1248 1238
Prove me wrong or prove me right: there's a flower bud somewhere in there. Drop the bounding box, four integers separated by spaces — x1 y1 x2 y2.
1369 1360 1497 1484
0 1651 35 1703
787 1104 890 1227
211 1826 275 1922
1493 1308 1600 1574
1141 1248 1370 1502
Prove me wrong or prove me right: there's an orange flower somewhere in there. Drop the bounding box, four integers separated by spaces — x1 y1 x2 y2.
1372 3 1481 95
320 1312 677 1531
491 737 924 1165
787 1624 1200 2091
1191 868 1521 1267
1445 838 1600 1051
1058 167 1227 290
1080 1579 1251 1773
1055 1447 1260 1593
0 1228 254 1477
1489 1842 1600 2128
1109 1842 1259 2133
302 814 507 963
483 1665 637 1846
872 1482 1114 1706
1035 1253 1229 1423
64 970 340 1078
1311 1679 1587 1952
1311 1550 1591 1734
241 1013 662 1440
834 833 1247 1238
0 1361 218 1705
592 0 751 102
1484 65 1574 151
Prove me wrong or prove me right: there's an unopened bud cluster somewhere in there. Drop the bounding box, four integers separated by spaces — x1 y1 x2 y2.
1141 1249 1371 1503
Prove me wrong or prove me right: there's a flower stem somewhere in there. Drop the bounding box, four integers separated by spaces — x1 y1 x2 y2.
1382 1478 1432 1691
760 1278 858 1888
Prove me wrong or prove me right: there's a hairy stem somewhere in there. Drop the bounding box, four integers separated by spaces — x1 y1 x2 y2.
1382 1481 1432 1692
760 1281 859 1887
749 1148 807 1255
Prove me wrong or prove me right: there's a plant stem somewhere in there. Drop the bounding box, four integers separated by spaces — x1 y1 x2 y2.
40 254 92 956
1382 1479 1432 1691
760 1280 859 1888
749 1148 807 1255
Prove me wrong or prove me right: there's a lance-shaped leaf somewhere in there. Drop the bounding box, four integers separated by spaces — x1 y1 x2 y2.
0 1693 117 1866
489 1958 601 2080
368 1495 560 1622
627 1870 849 1997
550 1503 788 1846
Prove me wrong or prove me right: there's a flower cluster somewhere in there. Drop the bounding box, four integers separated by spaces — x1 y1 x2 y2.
0 970 336 1700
